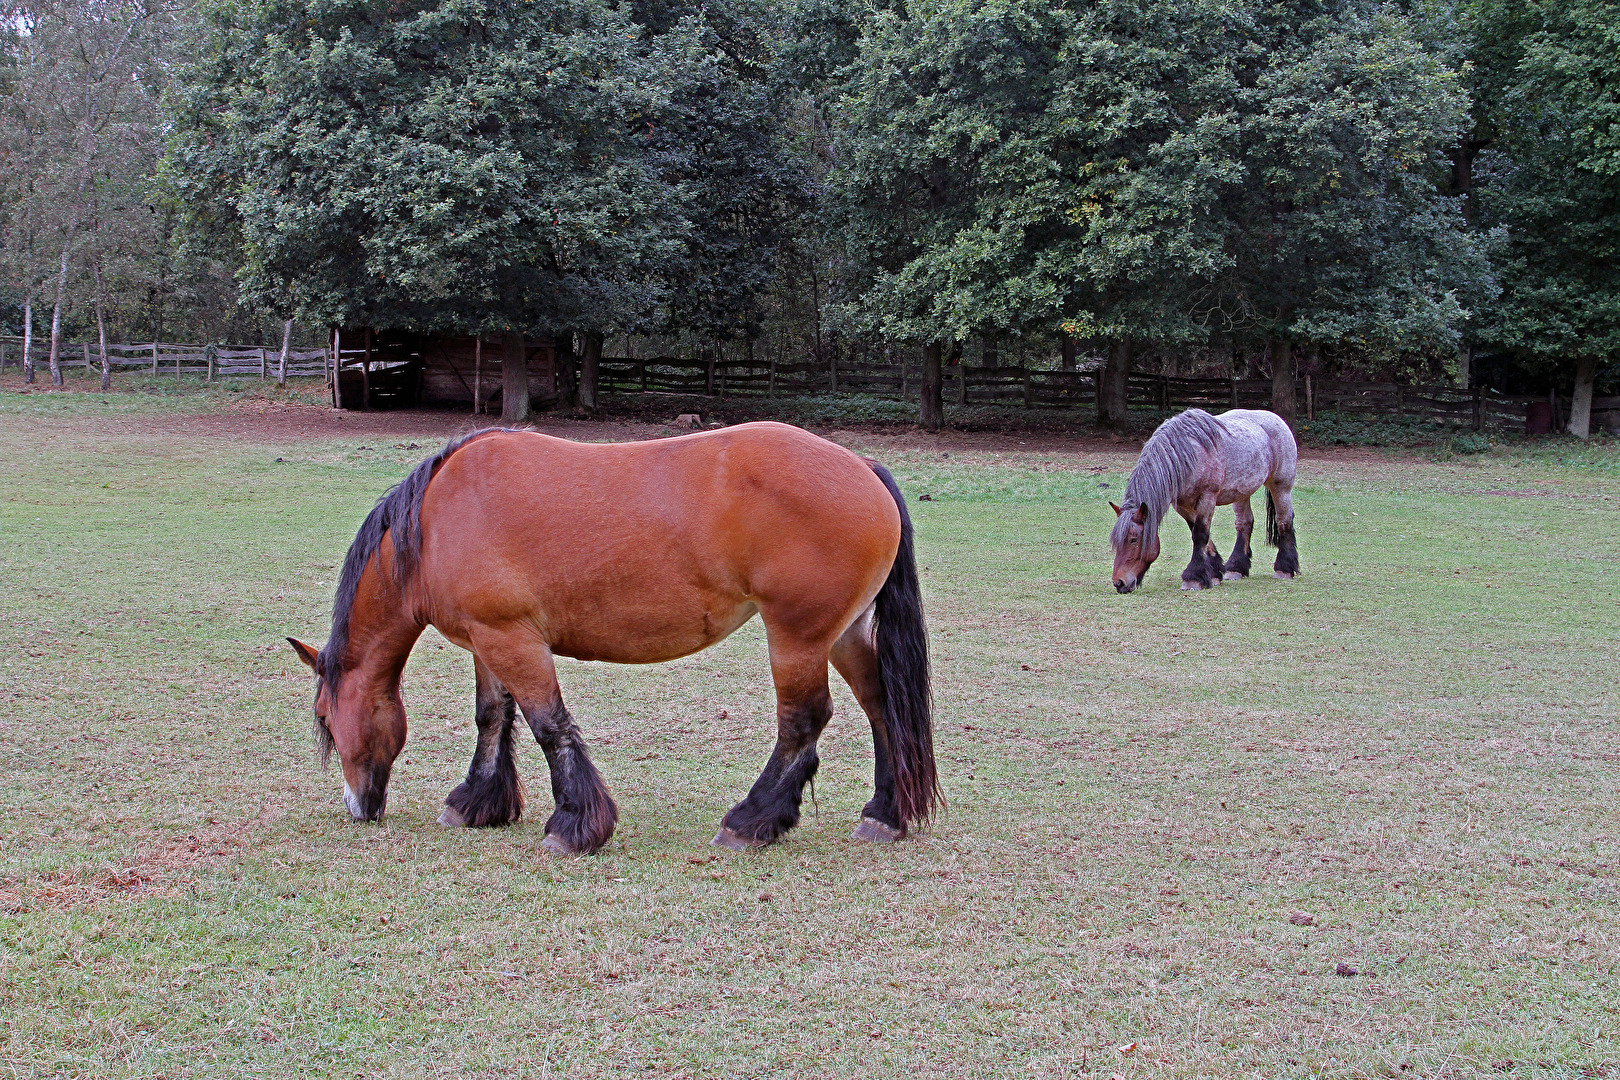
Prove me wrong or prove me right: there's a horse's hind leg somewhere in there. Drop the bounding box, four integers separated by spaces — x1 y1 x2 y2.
471 629 617 854
1268 482 1301 578
829 606 904 842
441 656 526 827
1223 496 1255 580
714 633 834 850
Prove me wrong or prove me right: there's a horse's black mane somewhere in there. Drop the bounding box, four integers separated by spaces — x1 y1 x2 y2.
1111 409 1225 554
318 428 514 690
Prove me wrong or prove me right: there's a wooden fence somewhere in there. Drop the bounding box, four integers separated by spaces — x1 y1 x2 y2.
2 334 1586 430
598 356 1552 429
0 336 329 379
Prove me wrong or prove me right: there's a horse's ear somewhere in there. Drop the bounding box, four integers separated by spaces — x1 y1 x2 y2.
1133 503 1149 524
286 637 320 671
1109 502 1122 516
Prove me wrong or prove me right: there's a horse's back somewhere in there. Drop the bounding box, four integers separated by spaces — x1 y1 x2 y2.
416 423 900 661
1217 409 1297 484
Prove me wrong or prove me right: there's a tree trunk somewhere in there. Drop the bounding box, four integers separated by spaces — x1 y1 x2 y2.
579 331 602 413
555 331 578 410
94 261 110 391
360 327 372 409
920 341 944 431
277 318 293 386
1456 344 1472 389
1097 339 1132 429
1269 337 1296 426
1568 355 1598 440
1061 333 1077 370
22 294 34 384
501 331 530 423
982 333 998 369
48 241 69 386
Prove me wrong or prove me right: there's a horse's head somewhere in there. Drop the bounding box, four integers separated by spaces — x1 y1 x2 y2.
287 637 405 821
1110 502 1158 593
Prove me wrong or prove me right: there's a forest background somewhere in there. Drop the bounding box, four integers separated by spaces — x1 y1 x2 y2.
1 0 1616 435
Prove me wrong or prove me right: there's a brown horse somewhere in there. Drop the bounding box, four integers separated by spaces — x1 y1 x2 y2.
286 422 939 854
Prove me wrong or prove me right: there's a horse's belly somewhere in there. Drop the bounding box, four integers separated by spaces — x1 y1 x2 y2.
548 596 759 664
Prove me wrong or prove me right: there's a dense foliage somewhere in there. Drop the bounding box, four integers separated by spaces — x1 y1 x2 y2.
0 0 1614 430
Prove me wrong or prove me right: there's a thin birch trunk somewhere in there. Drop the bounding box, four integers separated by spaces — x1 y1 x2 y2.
48 241 69 386
22 294 34 384
94 261 110 390
1568 355 1597 440
277 319 292 386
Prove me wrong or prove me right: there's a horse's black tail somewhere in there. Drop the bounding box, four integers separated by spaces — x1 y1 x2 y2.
868 463 941 830
1266 489 1280 547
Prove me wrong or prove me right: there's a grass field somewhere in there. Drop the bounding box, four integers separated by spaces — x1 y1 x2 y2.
1 377 1616 1079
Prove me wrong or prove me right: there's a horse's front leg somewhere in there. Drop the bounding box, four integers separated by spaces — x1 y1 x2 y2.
1180 503 1220 591
715 642 833 850
1224 495 1255 580
440 654 525 828
471 628 618 854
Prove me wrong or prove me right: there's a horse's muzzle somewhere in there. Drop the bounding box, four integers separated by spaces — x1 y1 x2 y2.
343 779 387 822
1114 578 1136 594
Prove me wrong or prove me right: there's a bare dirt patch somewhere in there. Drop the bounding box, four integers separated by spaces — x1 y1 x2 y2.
0 819 254 913
80 400 1401 462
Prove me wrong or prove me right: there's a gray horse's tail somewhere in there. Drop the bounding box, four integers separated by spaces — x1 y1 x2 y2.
1266 489 1280 547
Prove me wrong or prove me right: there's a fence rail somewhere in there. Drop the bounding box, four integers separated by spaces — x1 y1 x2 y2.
0 336 329 379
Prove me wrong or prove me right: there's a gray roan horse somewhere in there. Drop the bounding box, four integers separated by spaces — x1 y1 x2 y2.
1109 408 1299 593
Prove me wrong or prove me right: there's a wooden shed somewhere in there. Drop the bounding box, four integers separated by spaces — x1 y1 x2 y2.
332 328 559 412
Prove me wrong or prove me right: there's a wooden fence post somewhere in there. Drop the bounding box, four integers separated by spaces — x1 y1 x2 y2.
641 361 649 394
473 336 483 414
705 350 715 397
1395 385 1405 417
207 347 216 382
768 354 776 398
1023 366 1033 408
1306 374 1314 421
151 339 159 376
332 329 343 409
1473 386 1483 430
1230 378 1239 408
1158 374 1168 411
82 342 91 371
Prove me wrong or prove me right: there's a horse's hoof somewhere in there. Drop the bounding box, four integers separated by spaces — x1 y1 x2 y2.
711 827 767 852
1223 571 1245 581
851 817 905 844
1274 571 1294 579
540 833 577 856
1180 580 1205 591
437 805 467 828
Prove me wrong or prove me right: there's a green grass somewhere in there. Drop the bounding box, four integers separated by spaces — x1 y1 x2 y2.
1 384 1617 1078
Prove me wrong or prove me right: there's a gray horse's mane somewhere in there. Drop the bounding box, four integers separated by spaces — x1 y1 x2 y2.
1111 409 1225 553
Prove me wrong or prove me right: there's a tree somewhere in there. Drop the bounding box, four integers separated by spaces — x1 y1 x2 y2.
1472 0 1619 438
823 0 1246 429
1214 0 1492 424
0 0 176 379
170 0 715 421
